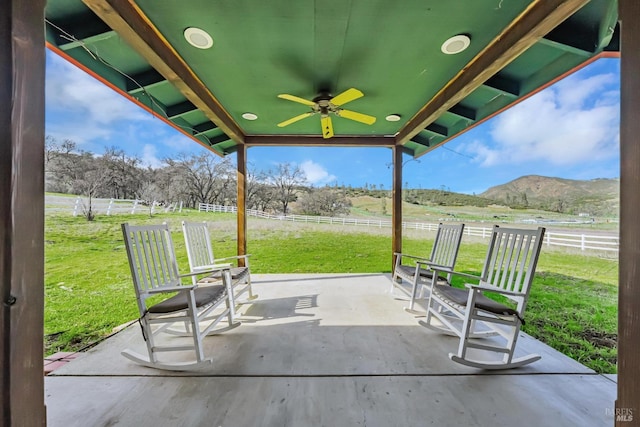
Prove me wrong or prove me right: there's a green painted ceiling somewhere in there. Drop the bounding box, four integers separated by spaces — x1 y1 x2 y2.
44 0 619 157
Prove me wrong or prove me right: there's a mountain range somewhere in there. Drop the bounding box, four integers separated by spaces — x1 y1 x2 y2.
479 175 619 216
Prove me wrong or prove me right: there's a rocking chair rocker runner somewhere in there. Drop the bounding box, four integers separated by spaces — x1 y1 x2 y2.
182 221 257 319
121 223 240 371
391 223 465 315
420 226 545 370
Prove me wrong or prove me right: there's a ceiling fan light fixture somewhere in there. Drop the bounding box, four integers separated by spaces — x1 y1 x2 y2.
385 114 402 122
242 112 258 120
441 34 470 55
184 27 213 49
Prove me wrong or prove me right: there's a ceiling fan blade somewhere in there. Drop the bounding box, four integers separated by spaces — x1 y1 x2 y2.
330 88 364 106
337 109 377 125
277 94 316 106
321 115 334 139
277 112 313 127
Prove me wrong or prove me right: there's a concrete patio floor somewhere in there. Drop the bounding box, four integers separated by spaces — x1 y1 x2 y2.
45 274 617 426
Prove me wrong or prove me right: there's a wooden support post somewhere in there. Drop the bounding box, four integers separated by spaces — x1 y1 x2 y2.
0 0 47 425
617 1 640 423
237 145 247 267
391 147 403 272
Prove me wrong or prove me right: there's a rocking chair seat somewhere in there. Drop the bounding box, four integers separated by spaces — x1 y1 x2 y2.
433 285 521 319
395 264 437 281
148 284 226 314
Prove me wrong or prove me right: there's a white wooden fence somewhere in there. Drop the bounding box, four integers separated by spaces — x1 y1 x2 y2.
46 195 183 216
199 203 619 253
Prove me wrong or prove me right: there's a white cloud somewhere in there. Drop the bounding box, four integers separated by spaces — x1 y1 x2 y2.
45 52 152 144
161 133 208 154
556 73 616 109
463 70 619 168
141 144 163 168
300 160 337 186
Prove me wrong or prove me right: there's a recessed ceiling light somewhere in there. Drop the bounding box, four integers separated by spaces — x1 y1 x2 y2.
184 27 213 49
385 114 401 122
441 34 471 55
242 112 258 120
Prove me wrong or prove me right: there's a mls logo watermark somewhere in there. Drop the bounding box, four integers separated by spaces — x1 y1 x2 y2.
606 407 634 422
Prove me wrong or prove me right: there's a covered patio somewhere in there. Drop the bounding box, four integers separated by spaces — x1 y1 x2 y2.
45 274 617 426
2 0 639 425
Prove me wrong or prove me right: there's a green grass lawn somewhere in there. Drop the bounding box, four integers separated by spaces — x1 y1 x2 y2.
44 210 618 373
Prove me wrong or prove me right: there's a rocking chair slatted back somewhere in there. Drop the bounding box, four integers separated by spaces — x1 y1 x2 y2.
122 223 181 295
481 226 545 312
430 223 465 269
183 221 215 271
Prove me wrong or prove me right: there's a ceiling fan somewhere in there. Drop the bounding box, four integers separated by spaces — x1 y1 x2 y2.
276 88 376 139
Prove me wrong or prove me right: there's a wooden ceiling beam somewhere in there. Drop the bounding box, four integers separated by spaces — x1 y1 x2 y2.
410 134 431 148
166 100 197 119
425 123 448 137
125 68 165 94
192 121 219 136
483 75 521 97
544 20 598 54
448 104 477 121
245 135 395 147
83 0 245 145
46 11 115 51
395 0 590 146
207 134 231 145
538 36 592 57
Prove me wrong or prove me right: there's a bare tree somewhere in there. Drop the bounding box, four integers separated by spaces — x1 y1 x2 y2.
163 154 235 208
73 154 111 221
137 181 163 217
246 167 276 211
297 188 351 216
268 163 308 214
45 136 111 220
101 147 143 199
45 136 82 193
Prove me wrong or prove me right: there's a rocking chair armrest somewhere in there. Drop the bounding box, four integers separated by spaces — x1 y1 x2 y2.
416 262 455 277
465 283 523 297
188 264 233 275
147 284 197 294
213 255 251 263
394 253 432 262
426 267 481 281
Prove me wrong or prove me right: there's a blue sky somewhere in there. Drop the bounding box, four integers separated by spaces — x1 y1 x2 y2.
45 51 620 194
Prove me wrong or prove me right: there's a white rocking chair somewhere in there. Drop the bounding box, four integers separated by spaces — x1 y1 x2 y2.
420 226 545 370
182 221 257 319
391 223 465 315
121 223 239 371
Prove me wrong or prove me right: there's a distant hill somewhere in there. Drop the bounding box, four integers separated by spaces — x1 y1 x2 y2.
480 175 619 216
344 187 494 207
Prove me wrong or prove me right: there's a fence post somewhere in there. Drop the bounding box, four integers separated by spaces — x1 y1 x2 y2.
131 199 138 214
73 196 81 217
106 198 114 215
581 234 586 251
